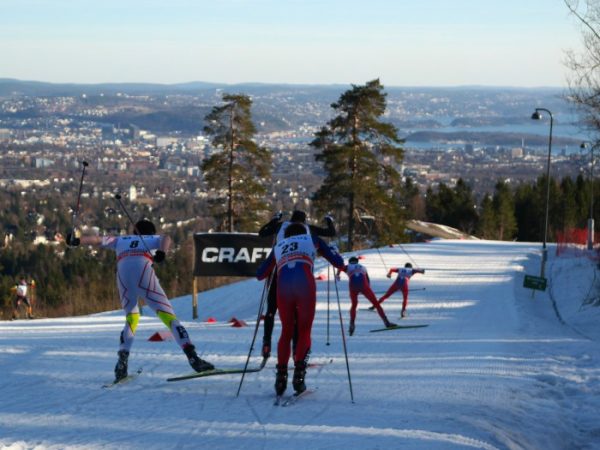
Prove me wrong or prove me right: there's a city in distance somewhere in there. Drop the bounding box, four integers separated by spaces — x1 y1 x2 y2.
0 78 591 204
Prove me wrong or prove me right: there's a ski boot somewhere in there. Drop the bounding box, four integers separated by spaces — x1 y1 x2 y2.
384 318 397 328
349 321 355 336
292 361 307 394
183 344 214 373
275 365 288 395
114 350 129 382
401 309 407 319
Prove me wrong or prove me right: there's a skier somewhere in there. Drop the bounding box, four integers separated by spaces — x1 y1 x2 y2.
12 278 34 320
69 219 214 381
256 222 344 397
336 256 396 335
375 262 425 318
257 210 335 360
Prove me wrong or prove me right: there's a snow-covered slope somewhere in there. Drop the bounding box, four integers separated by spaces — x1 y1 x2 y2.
1 240 599 450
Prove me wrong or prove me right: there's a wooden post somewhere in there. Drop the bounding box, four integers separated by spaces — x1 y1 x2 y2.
192 276 198 320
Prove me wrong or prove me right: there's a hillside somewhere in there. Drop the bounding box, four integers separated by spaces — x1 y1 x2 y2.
1 240 599 449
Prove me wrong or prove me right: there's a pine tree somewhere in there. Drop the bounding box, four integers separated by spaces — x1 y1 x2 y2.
201 94 271 232
310 79 404 250
492 180 517 240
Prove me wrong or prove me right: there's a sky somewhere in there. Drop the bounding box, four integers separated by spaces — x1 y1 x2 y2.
1 239 599 449
0 0 586 87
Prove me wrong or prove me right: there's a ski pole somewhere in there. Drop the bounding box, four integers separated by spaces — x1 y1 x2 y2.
326 265 331 346
376 246 388 272
333 274 355 403
69 160 89 243
236 270 272 397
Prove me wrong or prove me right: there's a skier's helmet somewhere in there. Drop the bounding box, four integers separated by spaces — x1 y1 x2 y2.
290 210 307 223
284 222 308 238
134 219 156 236
405 262 413 268
348 256 359 264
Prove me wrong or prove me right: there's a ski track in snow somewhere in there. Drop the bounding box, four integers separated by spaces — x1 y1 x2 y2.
1 240 600 449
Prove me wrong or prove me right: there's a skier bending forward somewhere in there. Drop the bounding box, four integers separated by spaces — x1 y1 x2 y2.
257 223 344 397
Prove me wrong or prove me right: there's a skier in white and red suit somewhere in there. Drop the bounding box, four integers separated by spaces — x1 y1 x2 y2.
337 256 396 335
71 219 214 382
377 262 425 318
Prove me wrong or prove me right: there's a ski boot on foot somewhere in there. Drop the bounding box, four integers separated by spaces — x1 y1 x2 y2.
292 361 307 394
384 318 397 328
275 365 288 395
183 344 214 373
401 309 407 318
349 321 355 336
114 350 129 382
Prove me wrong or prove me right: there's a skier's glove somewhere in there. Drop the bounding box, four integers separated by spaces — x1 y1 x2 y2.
153 250 166 263
272 211 283 222
324 215 334 225
66 232 80 247
386 273 392 279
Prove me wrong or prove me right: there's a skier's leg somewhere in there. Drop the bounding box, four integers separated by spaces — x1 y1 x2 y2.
401 283 409 317
378 282 398 304
262 274 278 358
348 289 358 335
364 286 392 326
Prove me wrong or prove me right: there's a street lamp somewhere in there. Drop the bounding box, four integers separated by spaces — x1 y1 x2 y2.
580 141 596 250
531 108 553 278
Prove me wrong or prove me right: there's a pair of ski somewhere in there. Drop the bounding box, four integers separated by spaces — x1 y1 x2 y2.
166 356 269 382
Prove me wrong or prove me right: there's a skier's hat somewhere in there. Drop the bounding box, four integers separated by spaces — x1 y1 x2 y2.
290 210 307 223
348 256 359 264
134 219 156 236
405 262 413 268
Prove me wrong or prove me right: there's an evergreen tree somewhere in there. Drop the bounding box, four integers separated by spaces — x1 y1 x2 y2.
425 179 478 234
310 79 404 250
492 180 517 240
477 194 497 239
201 94 271 232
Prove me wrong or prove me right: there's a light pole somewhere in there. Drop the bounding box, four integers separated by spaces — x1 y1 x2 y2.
580 141 596 250
531 108 553 278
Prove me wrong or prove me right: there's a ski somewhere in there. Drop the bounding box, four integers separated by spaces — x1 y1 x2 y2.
102 367 143 388
281 388 315 407
167 358 268 382
369 324 429 332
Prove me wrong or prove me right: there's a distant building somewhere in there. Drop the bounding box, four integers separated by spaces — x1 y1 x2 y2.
511 147 524 159
129 185 138 202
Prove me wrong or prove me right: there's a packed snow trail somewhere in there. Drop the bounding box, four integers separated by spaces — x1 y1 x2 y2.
1 240 599 449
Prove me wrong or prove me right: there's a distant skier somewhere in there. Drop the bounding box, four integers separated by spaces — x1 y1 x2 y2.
256 222 344 397
375 262 425 318
12 278 34 320
257 210 335 360
69 219 214 382
337 256 396 335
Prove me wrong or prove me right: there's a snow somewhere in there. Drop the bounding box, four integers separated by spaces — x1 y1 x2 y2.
1 240 600 450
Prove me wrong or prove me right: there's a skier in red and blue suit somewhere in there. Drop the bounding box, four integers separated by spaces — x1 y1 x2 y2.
257 222 344 397
377 262 425 318
337 256 396 335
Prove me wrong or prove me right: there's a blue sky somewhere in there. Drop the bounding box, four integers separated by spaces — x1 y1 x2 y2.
0 0 583 87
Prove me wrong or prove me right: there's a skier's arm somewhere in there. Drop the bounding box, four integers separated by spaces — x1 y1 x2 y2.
387 268 398 278
258 213 283 237
314 236 344 271
308 216 336 238
256 250 276 280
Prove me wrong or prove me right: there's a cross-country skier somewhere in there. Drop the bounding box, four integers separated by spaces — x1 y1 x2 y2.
256 222 344 397
257 210 335 360
375 262 425 318
336 256 396 335
12 278 34 320
69 219 214 381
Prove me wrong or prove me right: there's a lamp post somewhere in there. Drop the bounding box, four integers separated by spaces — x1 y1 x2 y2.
531 108 553 278
580 141 596 250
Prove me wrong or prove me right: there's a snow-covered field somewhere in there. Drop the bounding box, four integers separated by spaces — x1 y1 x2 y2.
1 240 600 450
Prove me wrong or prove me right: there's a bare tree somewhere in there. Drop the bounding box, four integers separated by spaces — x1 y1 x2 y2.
564 0 600 134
